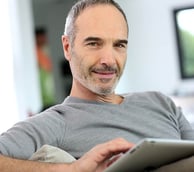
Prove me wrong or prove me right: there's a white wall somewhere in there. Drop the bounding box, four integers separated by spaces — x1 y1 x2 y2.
0 0 42 133
11 0 42 119
116 0 194 95
0 1 19 133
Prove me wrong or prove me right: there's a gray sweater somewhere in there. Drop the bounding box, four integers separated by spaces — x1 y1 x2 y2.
0 91 194 159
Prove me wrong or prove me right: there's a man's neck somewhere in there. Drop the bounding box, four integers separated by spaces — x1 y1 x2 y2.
70 82 123 104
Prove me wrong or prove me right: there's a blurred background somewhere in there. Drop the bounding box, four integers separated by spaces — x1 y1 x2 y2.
1 0 194 133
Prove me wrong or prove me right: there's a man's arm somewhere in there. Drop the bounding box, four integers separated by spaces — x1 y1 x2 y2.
0 138 133 172
0 155 71 172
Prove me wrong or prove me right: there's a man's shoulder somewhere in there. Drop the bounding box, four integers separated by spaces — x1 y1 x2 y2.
123 91 166 98
123 91 172 104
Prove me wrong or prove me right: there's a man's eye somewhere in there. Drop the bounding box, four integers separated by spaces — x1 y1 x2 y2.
115 43 126 48
87 42 98 47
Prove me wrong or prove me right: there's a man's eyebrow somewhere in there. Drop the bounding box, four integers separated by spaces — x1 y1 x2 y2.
83 37 102 42
116 39 128 45
83 37 128 45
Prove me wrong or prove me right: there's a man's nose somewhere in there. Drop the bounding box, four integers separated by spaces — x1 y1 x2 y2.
99 47 116 66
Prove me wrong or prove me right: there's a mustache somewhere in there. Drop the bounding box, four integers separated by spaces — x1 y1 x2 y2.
91 65 118 73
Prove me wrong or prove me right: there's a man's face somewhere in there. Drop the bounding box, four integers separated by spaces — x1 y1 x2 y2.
67 5 128 95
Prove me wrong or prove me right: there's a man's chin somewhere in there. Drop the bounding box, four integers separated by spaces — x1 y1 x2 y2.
85 79 118 95
91 86 115 96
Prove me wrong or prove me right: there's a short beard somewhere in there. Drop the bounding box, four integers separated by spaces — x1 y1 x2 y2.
88 75 119 95
93 85 116 95
70 46 122 96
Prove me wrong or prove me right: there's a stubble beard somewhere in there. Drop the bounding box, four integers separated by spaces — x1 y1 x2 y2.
88 75 119 95
71 49 121 96
78 66 120 96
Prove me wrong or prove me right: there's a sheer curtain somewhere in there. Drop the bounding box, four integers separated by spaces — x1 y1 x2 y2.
0 1 19 133
0 0 42 134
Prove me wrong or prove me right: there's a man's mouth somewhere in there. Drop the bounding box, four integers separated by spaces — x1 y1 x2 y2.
92 70 116 79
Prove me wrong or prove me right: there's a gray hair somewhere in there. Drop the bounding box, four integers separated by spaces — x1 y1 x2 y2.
64 0 128 46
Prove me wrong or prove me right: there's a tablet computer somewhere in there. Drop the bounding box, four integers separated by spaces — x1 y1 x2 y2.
104 138 194 172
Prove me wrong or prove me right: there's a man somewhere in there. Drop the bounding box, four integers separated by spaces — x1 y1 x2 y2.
0 0 194 172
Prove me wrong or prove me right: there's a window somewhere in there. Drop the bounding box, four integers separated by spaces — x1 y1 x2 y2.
173 7 194 79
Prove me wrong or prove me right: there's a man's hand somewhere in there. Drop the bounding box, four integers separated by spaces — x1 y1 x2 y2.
71 138 134 172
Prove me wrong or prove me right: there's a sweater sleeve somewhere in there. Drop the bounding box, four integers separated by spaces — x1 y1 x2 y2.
0 109 66 159
162 93 194 140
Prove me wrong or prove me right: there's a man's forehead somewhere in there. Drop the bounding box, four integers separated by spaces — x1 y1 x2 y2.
74 5 128 38
75 4 127 26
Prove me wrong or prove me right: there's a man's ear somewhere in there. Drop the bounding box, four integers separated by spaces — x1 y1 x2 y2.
61 35 71 61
